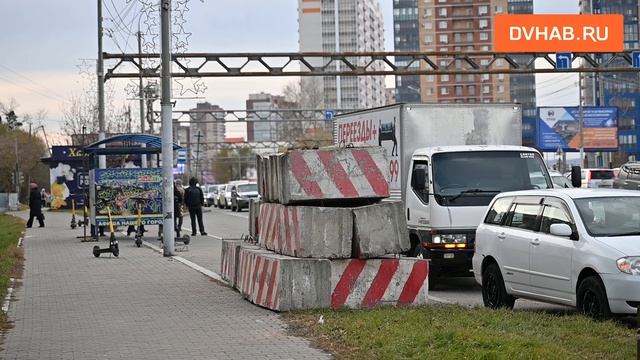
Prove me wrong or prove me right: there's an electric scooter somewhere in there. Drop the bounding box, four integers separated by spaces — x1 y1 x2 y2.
70 199 77 229
93 206 120 257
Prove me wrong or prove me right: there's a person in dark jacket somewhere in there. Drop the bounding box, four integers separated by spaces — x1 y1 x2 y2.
27 183 45 228
183 177 206 236
174 179 185 237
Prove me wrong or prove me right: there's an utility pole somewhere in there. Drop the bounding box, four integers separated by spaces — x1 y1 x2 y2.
97 0 106 168
160 0 175 256
138 31 145 134
334 0 341 109
194 130 202 180
579 73 585 168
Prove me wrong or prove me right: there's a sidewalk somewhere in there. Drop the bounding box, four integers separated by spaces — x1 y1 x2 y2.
1 210 329 360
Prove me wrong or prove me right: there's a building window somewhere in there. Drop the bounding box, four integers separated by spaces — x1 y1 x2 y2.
455 74 463 82
483 85 490 94
439 34 448 43
425 8 432 17
479 32 489 41
479 19 488 29
467 33 474 42
478 5 488 15
439 21 448 29
426 75 434 82
495 5 503 14
441 74 449 82
497 85 505 93
439 7 447 17
425 22 433 30
455 85 463 96
481 74 490 81
441 87 449 95
497 74 505 81
424 35 433 44
468 85 476 95
427 87 434 96
468 74 475 81
481 45 489 51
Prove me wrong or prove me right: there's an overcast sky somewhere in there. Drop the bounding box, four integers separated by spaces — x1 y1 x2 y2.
0 0 579 139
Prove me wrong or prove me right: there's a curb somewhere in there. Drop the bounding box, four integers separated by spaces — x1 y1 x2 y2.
2 235 24 314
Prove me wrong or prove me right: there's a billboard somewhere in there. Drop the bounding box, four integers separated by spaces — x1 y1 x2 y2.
49 146 88 209
537 106 618 152
92 168 163 227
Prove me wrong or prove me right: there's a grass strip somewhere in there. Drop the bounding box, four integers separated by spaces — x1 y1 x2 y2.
286 304 635 359
0 215 24 335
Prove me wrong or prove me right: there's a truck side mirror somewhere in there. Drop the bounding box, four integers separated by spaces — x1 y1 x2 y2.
571 166 581 188
412 167 426 191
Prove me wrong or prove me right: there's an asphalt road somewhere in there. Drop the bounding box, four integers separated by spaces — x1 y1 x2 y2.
198 205 637 327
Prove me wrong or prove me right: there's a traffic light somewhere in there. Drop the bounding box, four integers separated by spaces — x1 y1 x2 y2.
18 171 24 185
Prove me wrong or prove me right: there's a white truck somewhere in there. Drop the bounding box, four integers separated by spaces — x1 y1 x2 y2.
334 103 553 285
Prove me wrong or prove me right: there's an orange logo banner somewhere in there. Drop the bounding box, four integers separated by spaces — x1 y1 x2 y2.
494 14 624 52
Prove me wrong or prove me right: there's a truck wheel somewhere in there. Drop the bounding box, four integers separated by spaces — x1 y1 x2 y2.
482 263 515 309
577 276 611 319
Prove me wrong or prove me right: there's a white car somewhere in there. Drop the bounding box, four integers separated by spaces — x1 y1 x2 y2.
580 168 615 188
473 188 640 318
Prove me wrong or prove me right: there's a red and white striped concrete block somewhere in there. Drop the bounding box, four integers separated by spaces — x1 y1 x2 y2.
257 202 352 259
221 240 258 288
236 247 331 311
279 147 390 204
330 258 429 309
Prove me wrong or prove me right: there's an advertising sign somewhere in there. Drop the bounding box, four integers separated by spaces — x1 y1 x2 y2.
334 106 402 192
537 107 618 152
49 146 87 209
93 168 163 227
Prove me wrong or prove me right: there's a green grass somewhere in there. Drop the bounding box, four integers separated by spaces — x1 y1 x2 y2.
286 305 636 360
0 215 24 334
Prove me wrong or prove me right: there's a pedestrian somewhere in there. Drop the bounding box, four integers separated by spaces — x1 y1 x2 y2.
27 183 45 228
183 177 206 236
40 188 47 208
174 179 185 237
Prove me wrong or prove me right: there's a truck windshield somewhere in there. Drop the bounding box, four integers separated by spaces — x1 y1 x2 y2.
432 151 551 207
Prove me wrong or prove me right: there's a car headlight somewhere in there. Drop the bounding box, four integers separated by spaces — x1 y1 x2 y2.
616 257 640 275
432 234 467 244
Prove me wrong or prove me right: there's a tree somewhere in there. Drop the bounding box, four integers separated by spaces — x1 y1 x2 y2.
61 93 135 138
211 146 255 184
0 124 49 200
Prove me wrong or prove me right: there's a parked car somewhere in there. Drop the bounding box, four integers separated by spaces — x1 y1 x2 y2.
613 162 640 191
221 182 241 209
204 185 219 207
230 182 258 212
580 168 615 188
550 171 573 188
473 188 640 318
213 184 226 208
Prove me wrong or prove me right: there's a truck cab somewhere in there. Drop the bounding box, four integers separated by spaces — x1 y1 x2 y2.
406 145 553 283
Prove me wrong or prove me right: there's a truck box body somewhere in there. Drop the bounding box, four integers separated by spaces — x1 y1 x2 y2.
334 103 522 201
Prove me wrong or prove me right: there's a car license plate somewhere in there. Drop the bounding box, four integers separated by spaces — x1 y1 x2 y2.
444 253 454 259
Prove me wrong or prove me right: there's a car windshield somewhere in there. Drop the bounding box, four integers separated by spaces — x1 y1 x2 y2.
238 184 257 192
432 151 552 207
575 196 640 237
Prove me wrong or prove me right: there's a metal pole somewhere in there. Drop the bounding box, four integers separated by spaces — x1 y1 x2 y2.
195 130 201 180
160 0 175 256
579 74 585 168
97 0 106 169
138 31 145 134
14 136 19 196
334 0 341 108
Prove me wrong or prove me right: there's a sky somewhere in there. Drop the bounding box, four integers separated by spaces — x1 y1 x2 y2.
0 0 579 141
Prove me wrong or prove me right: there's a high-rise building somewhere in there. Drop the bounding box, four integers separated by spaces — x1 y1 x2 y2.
581 0 640 163
298 0 386 109
187 102 225 180
392 0 536 143
246 92 296 142
393 0 421 103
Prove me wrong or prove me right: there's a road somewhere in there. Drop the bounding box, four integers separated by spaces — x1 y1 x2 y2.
195 205 576 314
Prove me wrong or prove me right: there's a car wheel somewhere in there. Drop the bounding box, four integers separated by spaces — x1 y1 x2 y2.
577 276 611 319
482 263 515 309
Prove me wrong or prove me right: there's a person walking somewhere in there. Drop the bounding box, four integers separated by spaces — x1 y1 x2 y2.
27 183 45 228
183 177 206 236
174 179 185 237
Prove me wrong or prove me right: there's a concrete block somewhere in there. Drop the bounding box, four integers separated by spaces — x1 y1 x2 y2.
352 201 411 258
258 203 353 259
236 247 331 311
330 258 429 309
248 199 261 239
279 146 390 204
220 240 258 288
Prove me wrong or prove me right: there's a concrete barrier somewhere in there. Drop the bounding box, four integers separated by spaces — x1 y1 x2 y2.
236 247 331 311
259 202 353 259
248 200 261 239
330 258 429 309
220 240 259 288
278 147 390 204
352 201 410 258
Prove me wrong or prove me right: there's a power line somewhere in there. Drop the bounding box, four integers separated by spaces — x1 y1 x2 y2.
0 74 67 103
0 64 68 101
